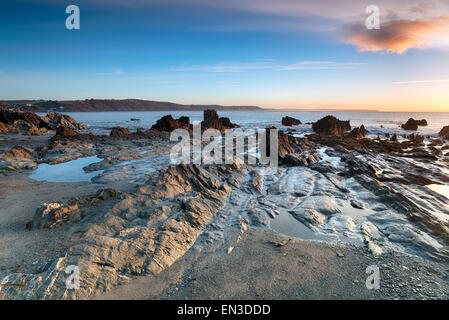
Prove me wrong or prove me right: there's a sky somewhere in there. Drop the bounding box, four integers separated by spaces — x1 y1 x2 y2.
0 0 449 111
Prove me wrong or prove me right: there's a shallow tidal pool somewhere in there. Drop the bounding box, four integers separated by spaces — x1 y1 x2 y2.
29 156 103 183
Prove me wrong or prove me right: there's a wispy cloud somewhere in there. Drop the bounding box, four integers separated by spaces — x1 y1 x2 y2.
278 61 365 71
393 78 449 84
172 61 276 73
174 60 365 73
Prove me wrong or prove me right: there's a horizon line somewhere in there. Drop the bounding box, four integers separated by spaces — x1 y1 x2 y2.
3 98 449 112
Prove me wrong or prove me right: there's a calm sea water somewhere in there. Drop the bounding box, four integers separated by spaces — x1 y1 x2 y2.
41 111 449 137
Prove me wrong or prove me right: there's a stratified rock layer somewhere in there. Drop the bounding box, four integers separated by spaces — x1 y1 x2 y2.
0 163 237 299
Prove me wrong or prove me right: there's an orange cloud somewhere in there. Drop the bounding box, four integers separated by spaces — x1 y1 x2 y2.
344 15 449 54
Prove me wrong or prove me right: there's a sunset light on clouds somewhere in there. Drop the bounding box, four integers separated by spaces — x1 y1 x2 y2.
0 0 449 111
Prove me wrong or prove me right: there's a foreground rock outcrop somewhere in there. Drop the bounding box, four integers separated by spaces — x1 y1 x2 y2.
0 163 238 299
312 115 351 136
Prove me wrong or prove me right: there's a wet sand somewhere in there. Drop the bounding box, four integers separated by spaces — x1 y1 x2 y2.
96 228 449 300
0 170 135 276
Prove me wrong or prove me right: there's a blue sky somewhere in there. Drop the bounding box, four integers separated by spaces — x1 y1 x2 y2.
1 0 449 110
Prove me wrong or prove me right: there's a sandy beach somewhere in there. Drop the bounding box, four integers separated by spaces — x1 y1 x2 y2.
1 108 449 300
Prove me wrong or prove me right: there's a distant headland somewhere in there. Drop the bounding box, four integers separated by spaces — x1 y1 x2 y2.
0 99 264 112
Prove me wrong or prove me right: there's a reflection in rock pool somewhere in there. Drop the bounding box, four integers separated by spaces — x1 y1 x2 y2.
29 156 103 183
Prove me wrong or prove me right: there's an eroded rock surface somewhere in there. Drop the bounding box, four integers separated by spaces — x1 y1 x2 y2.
41 112 86 132
0 163 238 299
26 203 79 230
0 145 37 171
3 112 449 300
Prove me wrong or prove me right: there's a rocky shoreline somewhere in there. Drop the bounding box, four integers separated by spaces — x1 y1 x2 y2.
1 107 449 299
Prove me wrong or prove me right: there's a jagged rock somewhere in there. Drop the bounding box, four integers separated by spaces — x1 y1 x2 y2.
282 154 304 167
13 119 33 131
201 110 237 133
282 152 322 167
1 145 35 161
0 108 84 135
350 199 365 209
408 133 424 145
429 138 444 147
0 106 45 128
390 134 398 142
68 188 122 206
401 118 427 131
55 125 78 138
0 145 37 172
277 130 297 157
312 115 351 136
26 126 48 136
41 112 85 131
110 126 131 138
0 122 18 133
1 164 236 299
347 125 367 139
439 126 449 139
415 120 427 126
360 125 368 136
250 170 264 193
264 127 307 158
282 154 305 166
26 203 79 230
95 188 122 200
151 115 191 132
307 154 318 165
282 116 301 126
289 209 326 229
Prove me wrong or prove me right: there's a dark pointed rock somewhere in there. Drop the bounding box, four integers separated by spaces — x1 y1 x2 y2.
281 116 302 126
401 118 427 131
312 115 351 136
151 115 191 132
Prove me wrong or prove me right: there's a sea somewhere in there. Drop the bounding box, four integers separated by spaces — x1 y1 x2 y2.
43 110 449 137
